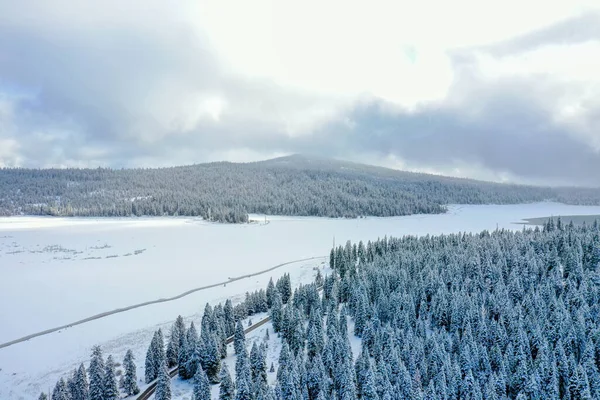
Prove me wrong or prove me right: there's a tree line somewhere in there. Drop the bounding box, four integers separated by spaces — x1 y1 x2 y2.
3 155 600 223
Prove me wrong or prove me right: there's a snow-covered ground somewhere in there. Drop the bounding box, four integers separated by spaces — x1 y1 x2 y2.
2 202 600 399
169 309 361 400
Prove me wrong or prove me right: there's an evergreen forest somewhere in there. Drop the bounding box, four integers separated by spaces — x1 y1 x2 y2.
41 218 600 399
4 155 600 223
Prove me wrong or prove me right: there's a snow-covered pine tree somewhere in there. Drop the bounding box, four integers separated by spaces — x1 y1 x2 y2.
123 349 140 396
224 299 236 337
38 393 48 400
249 342 268 387
235 373 253 400
219 364 235 400
166 322 182 368
193 365 211 400
234 320 246 355
266 278 276 308
103 355 119 400
306 354 327 400
88 345 105 400
200 331 222 383
66 369 77 400
155 329 166 372
146 328 167 383
75 363 89 400
52 378 70 400
145 334 157 383
177 333 189 378
276 273 292 304
155 364 172 400
270 291 283 333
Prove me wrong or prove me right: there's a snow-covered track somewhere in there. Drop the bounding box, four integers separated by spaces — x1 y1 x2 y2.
136 316 273 400
136 283 324 400
0 256 325 350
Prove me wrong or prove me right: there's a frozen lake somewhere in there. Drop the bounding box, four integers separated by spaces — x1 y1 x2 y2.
2 202 600 398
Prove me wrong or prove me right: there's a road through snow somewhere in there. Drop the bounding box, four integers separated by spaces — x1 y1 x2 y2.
0 256 325 350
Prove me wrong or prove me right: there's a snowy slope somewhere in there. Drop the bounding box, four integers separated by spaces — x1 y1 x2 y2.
2 203 600 398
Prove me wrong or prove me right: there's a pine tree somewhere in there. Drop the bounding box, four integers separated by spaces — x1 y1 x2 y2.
155 364 172 400
38 393 48 400
193 365 211 400
146 333 157 383
224 299 236 337
267 278 276 308
52 378 70 400
277 273 292 304
68 364 88 400
185 332 201 380
155 329 166 373
234 320 246 355
200 331 222 383
67 370 77 400
102 355 119 400
123 349 140 396
147 329 167 382
307 354 327 400
271 291 284 333
219 364 235 400
235 373 253 400
88 346 105 400
166 316 185 368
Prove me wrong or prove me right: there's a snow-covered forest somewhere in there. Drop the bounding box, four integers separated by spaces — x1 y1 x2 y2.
40 217 600 399
3 155 600 222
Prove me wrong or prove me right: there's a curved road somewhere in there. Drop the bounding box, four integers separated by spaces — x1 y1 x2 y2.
136 316 273 400
137 282 325 400
0 256 326 350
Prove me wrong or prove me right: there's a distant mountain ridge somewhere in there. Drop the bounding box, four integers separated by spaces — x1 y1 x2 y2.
1 154 599 222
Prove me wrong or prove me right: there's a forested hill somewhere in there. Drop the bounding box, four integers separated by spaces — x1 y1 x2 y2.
1 154 600 222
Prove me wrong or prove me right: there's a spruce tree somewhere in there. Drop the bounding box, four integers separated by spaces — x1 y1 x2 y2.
67 370 77 400
234 320 246 355
38 393 48 400
185 332 201 380
271 291 284 333
166 324 180 368
224 299 236 337
123 349 140 396
75 364 89 400
52 378 70 400
199 330 221 383
155 364 172 400
103 355 119 400
235 373 253 400
219 364 235 400
178 328 189 379
193 365 211 400
146 334 157 383
88 345 105 400
267 278 276 308
147 329 167 382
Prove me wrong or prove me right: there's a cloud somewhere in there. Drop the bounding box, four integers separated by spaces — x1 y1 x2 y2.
0 0 599 186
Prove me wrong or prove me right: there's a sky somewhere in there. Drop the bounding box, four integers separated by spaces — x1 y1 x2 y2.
1 0 599 186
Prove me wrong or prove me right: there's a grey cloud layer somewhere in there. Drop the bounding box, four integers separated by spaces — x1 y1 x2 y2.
0 5 599 186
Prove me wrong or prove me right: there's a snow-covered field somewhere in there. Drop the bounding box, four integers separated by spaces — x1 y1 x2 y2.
2 202 600 399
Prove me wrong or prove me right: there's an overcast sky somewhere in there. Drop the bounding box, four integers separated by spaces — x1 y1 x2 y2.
1 0 599 186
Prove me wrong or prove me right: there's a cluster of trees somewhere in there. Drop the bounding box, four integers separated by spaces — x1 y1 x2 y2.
4 155 600 222
321 218 600 399
39 347 139 400
40 271 293 399
210 217 600 399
